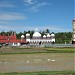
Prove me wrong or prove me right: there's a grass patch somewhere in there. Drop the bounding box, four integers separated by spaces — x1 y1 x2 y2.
46 47 75 53
0 47 75 55
0 71 75 75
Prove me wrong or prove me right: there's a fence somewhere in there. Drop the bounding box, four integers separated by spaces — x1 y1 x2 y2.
42 44 75 47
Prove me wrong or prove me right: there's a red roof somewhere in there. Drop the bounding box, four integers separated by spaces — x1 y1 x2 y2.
0 39 26 43
0 35 8 40
0 33 26 43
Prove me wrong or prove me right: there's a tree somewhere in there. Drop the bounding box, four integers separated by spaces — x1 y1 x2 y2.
45 29 50 33
55 32 72 43
41 31 45 38
16 32 23 39
30 30 34 38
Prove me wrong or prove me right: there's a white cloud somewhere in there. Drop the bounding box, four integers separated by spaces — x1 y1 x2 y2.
0 21 11 25
30 2 48 12
23 0 50 12
30 26 71 32
0 25 9 30
0 12 26 21
0 24 71 33
23 0 33 4
0 1 15 8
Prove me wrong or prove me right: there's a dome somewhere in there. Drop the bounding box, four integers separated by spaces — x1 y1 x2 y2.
47 34 50 37
21 35 25 38
33 31 41 37
51 33 55 37
43 35 46 38
26 33 30 36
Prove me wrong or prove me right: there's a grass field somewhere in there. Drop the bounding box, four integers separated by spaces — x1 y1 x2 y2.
0 53 74 73
0 46 75 74
0 46 75 55
0 71 75 75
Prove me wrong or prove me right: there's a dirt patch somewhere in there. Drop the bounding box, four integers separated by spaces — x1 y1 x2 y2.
0 53 75 73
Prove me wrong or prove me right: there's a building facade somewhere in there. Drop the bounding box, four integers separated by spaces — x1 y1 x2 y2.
0 32 26 46
72 19 75 44
0 30 55 46
26 31 55 45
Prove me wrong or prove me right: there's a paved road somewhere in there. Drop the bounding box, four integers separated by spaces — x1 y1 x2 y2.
0 53 75 73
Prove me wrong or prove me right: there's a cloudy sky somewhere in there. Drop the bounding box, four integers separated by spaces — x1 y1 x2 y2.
0 0 74 33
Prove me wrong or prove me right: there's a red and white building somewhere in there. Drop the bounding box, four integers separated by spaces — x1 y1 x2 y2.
0 32 26 46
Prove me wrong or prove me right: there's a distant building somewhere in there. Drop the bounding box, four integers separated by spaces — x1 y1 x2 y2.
0 30 55 46
26 30 55 45
0 32 26 46
72 19 75 44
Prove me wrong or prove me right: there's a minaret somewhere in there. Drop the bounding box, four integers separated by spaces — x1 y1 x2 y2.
72 19 75 44
26 33 30 42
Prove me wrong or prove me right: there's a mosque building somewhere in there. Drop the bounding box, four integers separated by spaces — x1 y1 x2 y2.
25 29 55 45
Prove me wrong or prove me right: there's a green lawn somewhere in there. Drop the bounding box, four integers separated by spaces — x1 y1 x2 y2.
0 71 75 75
46 47 75 53
0 47 75 55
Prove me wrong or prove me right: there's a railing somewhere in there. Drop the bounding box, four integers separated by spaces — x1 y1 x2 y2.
42 44 75 47
28 44 75 47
